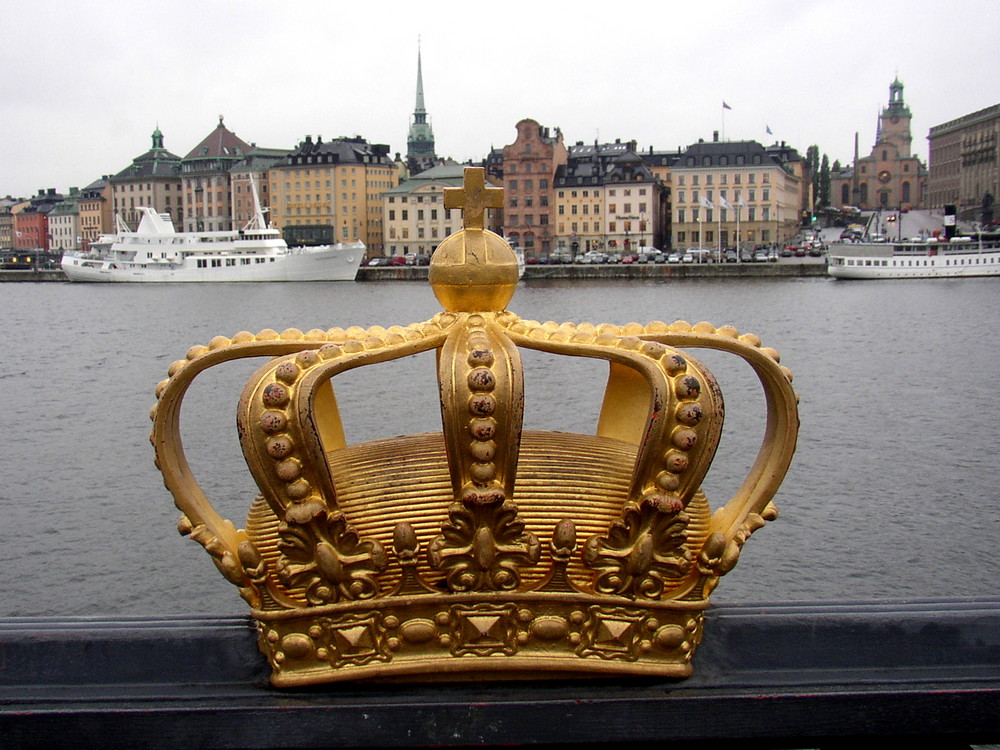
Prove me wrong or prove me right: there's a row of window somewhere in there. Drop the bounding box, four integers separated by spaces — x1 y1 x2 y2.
555 220 650 234
677 189 768 204
674 230 771 244
507 179 550 191
676 173 770 186
676 207 771 223
685 154 764 168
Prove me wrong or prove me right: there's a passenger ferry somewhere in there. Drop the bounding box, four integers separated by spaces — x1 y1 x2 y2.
827 237 1000 279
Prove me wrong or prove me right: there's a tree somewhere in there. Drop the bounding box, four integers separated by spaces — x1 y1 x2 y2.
806 145 820 210
819 154 831 208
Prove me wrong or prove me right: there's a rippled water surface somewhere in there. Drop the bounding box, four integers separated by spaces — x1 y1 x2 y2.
1 276 997 616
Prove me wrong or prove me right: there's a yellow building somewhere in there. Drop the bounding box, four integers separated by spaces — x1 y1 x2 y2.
382 164 501 258
554 141 670 257
671 136 804 250
268 136 397 254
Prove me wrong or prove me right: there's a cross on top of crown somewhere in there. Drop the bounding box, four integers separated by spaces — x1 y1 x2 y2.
444 167 503 231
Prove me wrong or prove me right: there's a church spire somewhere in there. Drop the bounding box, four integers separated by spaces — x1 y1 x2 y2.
407 38 436 171
414 40 427 120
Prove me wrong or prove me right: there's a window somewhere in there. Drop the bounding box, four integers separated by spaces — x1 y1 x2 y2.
540 179 548 190
706 175 713 185
558 205 564 215
677 209 685 223
762 189 770 201
678 190 685 203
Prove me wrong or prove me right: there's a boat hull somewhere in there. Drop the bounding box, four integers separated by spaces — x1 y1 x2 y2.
828 246 1000 280
61 244 364 282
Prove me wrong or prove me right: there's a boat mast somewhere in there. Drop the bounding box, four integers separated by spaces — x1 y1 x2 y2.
115 213 133 233
243 174 269 232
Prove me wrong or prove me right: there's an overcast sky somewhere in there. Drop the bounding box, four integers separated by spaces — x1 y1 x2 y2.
3 0 997 198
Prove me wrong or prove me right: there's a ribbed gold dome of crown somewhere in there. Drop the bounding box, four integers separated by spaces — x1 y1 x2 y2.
428 167 517 312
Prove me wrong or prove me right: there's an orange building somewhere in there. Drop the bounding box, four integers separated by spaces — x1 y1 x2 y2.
501 119 567 258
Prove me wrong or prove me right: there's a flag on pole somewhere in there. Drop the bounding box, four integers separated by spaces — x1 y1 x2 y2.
722 101 732 110
699 195 715 210
766 125 773 135
719 196 734 210
737 194 749 209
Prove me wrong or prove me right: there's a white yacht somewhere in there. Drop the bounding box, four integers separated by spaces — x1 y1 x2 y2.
61 192 364 282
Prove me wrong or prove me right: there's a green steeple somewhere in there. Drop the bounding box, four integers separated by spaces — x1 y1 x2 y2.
152 126 164 150
407 41 436 162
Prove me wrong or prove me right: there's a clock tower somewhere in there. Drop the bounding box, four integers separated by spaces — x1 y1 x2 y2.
879 77 913 158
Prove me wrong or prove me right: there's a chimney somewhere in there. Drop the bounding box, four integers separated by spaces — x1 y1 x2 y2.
713 131 719 142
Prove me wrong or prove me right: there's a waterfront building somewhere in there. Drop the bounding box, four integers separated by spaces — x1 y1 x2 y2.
268 135 397 255
382 164 501 258
229 146 291 229
502 119 567 258
830 78 926 211
110 127 182 229
553 140 669 256
927 102 1000 222
180 117 251 232
48 188 81 254
406 45 437 175
0 196 26 251
670 135 804 249
78 177 112 252
13 188 63 251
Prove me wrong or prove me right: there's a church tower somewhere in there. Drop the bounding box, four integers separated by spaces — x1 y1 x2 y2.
406 42 436 173
878 77 913 157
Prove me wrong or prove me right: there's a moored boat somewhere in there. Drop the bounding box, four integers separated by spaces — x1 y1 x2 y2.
827 237 1000 279
62 203 364 283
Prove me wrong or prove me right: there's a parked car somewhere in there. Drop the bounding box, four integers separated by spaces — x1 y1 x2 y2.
681 252 695 264
666 252 682 264
724 249 738 263
388 255 407 266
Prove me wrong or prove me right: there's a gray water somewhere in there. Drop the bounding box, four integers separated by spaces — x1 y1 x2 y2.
1 276 997 616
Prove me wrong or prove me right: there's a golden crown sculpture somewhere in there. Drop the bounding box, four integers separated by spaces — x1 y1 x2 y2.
151 167 798 686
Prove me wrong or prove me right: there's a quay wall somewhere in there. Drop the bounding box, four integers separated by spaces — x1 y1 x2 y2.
358 262 828 282
0 269 66 282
